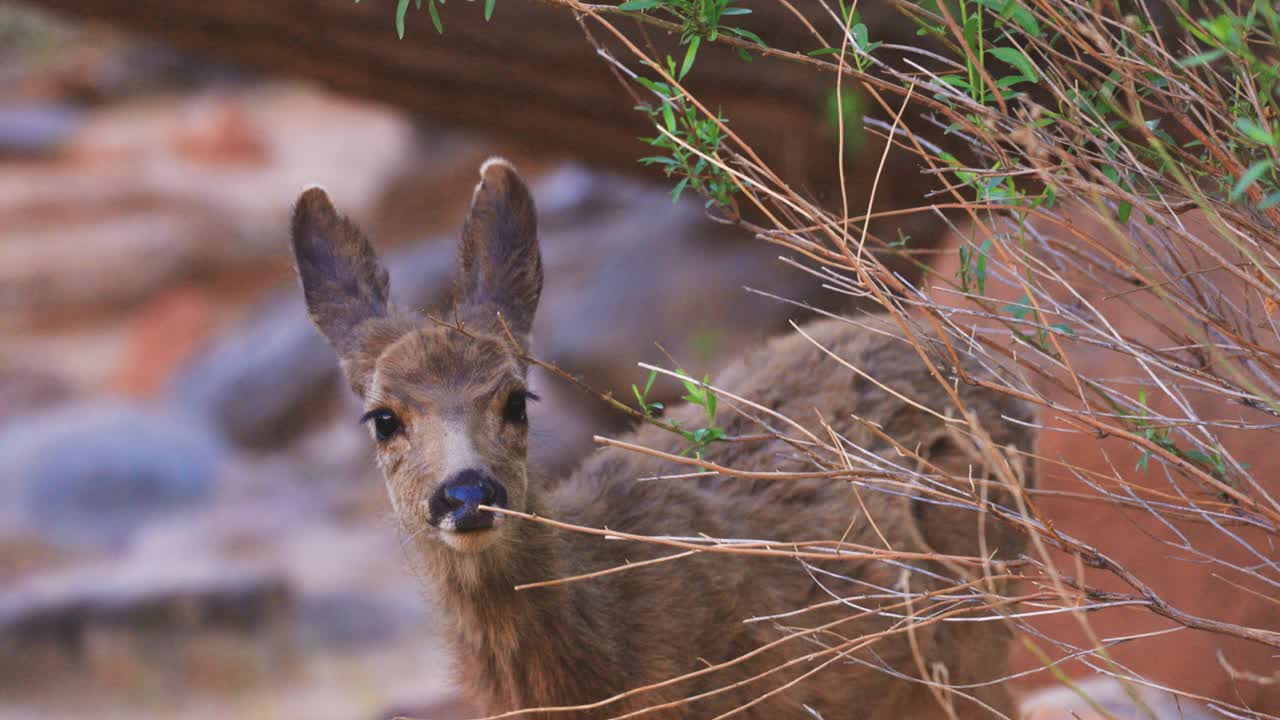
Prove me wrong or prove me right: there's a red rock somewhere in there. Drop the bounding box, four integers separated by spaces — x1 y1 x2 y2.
110 286 216 397
171 95 270 167
928 208 1279 714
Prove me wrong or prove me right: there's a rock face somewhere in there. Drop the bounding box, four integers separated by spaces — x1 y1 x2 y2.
0 402 226 545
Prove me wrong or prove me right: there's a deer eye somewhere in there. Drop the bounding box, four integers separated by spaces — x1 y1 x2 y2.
360 408 403 442
502 390 537 425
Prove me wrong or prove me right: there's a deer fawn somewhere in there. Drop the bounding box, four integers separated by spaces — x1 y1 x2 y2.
291 158 1036 719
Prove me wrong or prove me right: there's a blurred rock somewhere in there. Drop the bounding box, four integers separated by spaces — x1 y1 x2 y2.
374 695 475 720
171 94 269 166
111 286 218 398
171 295 346 449
1 4 248 105
0 104 81 156
0 367 76 429
0 206 235 328
0 85 416 332
0 530 74 585
0 402 225 544
295 591 404 650
0 558 292 693
1021 676 1215 720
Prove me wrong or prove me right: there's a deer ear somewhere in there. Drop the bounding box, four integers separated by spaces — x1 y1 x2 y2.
456 158 542 340
290 186 391 358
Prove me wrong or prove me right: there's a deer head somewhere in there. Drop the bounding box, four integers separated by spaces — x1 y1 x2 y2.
291 158 543 554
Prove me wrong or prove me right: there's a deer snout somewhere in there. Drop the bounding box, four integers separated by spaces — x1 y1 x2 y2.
430 469 508 532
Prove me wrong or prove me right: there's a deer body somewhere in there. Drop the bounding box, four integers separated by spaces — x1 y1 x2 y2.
291 160 1035 719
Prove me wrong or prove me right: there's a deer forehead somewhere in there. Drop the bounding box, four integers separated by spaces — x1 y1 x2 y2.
368 326 526 410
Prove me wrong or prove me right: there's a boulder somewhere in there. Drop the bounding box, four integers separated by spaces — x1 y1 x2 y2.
0 402 225 545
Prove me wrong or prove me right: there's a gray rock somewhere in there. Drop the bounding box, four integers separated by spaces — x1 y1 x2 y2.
170 295 343 449
0 402 225 544
0 104 81 157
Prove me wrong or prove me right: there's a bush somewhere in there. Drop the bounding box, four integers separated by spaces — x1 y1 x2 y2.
388 0 1280 715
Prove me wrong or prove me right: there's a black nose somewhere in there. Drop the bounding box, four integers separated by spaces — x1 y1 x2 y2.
429 469 508 532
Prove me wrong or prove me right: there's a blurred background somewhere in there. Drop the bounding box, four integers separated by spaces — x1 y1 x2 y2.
0 2 1274 719
0 3 853 717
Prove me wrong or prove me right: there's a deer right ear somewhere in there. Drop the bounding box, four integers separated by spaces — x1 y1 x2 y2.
290 187 390 358
456 158 542 342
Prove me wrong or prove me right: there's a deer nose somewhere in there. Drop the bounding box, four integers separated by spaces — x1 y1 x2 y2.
429 469 508 532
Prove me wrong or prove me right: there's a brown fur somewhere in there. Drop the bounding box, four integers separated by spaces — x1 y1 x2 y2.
290 159 1036 719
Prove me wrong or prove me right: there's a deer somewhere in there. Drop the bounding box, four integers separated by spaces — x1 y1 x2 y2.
289 158 1037 719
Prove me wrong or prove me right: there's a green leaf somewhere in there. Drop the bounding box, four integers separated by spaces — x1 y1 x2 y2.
807 47 841 57
1230 160 1273 201
1184 449 1215 466
680 374 700 399
427 0 443 34
617 0 660 9
1176 48 1225 67
1002 294 1033 320
987 46 1038 82
1117 201 1132 224
484 0 496 21
735 47 753 62
1136 451 1151 473
703 375 716 419
998 0 1040 35
724 26 766 47
395 0 411 38
975 238 991 295
1259 191 1280 210
679 35 701 80
1049 323 1076 336
962 14 980 53
1236 118 1276 146
671 176 690 201
634 77 662 93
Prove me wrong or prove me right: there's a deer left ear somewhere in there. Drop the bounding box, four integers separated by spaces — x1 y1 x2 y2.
455 158 543 341
290 186 391 358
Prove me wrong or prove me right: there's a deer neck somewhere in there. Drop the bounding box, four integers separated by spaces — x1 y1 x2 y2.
417 489 621 711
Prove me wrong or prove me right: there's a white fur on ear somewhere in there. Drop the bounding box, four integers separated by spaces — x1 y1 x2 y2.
479 156 517 175
472 157 519 203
